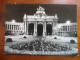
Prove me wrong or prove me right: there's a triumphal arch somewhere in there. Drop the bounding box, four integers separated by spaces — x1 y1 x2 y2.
23 6 58 36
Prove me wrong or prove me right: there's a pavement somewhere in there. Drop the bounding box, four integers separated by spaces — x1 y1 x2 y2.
5 35 78 48
5 35 78 43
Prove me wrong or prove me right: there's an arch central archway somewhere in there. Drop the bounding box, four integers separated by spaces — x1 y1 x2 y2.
37 24 43 36
28 23 34 35
46 24 52 35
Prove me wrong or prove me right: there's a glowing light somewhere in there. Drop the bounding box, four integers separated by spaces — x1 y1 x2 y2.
11 19 15 23
66 21 70 24
23 14 27 19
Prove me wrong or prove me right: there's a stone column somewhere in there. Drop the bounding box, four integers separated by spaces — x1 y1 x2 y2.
23 14 27 35
34 22 36 36
24 21 26 34
52 22 55 35
13 25 14 33
14 25 16 33
8 24 10 34
17 25 18 31
43 21 46 36
19 25 20 32
26 21 28 35
34 21 37 36
36 21 37 36
44 21 46 36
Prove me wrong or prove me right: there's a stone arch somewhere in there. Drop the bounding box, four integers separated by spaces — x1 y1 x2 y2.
46 24 52 35
28 23 34 35
37 24 43 36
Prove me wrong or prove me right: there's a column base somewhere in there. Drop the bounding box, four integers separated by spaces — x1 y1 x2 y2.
43 34 46 37
43 32 46 37
34 32 37 36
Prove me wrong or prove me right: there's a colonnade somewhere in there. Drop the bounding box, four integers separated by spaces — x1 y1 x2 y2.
58 25 77 32
57 23 77 36
5 22 24 34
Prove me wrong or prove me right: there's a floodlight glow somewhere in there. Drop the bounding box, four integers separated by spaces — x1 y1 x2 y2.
23 14 27 19
66 21 70 24
11 19 15 23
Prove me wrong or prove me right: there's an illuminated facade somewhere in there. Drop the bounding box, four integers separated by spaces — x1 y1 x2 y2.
56 22 77 36
5 6 77 37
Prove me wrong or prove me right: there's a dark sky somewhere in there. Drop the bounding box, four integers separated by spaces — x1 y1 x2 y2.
6 4 77 23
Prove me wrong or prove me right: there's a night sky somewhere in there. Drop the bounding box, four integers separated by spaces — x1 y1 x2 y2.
6 4 77 23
